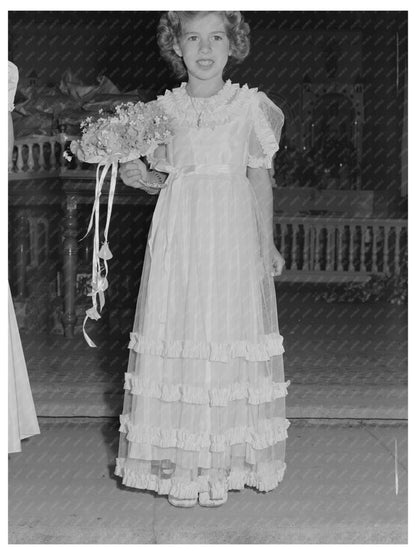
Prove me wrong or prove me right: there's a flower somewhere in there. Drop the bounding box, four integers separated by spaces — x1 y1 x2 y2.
70 101 173 164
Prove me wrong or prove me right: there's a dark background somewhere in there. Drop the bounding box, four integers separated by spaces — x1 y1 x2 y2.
8 11 407 207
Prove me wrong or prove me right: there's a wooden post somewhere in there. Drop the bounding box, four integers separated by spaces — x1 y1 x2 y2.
61 193 78 337
15 209 28 299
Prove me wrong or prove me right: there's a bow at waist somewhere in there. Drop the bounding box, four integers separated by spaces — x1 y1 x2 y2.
150 161 247 185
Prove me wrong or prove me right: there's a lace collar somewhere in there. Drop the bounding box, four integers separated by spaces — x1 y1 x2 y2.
178 78 235 104
157 79 257 128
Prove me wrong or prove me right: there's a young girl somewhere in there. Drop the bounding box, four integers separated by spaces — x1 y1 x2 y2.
114 10 290 508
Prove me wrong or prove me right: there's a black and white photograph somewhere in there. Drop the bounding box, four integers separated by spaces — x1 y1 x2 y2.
7 4 409 546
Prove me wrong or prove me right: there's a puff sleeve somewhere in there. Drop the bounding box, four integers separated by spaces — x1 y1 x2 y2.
8 61 19 113
247 91 284 169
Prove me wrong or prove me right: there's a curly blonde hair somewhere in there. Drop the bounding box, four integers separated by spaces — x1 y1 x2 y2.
157 11 250 79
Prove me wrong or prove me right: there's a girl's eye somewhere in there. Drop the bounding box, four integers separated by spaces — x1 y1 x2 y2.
212 35 223 40
187 35 198 41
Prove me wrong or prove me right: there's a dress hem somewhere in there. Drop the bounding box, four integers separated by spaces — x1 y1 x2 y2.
114 456 287 498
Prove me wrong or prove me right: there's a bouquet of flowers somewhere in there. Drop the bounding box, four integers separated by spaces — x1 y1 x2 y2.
67 101 173 347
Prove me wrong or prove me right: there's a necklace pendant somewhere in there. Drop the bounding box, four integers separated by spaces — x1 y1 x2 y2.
197 114 202 127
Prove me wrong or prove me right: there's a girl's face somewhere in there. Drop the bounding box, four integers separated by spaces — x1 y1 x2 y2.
173 12 231 84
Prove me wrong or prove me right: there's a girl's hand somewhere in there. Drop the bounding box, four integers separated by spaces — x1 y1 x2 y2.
119 158 164 195
270 244 285 277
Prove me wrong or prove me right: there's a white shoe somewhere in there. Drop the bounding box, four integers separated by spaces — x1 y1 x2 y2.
198 490 228 507
168 494 198 508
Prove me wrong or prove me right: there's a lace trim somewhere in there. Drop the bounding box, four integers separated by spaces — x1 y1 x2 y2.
157 80 257 129
247 154 275 169
115 457 287 497
123 372 291 406
128 332 284 362
118 413 290 452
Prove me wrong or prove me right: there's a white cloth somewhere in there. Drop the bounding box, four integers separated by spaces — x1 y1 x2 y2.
8 284 40 453
114 80 290 499
8 61 40 453
8 61 19 113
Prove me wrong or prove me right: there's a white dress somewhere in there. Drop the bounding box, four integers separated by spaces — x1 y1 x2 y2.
8 61 40 454
114 79 290 501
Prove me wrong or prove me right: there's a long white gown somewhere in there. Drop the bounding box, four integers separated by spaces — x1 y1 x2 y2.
8 61 40 454
114 79 290 501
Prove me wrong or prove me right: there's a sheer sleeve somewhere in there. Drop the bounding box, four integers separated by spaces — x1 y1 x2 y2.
8 61 19 113
247 91 285 169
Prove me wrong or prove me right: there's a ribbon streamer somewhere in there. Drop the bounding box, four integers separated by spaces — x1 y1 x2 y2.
81 160 116 347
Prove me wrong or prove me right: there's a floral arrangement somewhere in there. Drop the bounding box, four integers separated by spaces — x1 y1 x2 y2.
66 101 173 347
68 102 172 165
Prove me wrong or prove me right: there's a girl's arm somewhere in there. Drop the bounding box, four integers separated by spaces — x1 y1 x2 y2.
247 166 285 276
247 166 275 247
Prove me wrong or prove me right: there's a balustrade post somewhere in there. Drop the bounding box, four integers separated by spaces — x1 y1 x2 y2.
61 194 79 337
326 226 333 271
383 226 390 275
280 223 286 263
50 140 58 170
336 226 343 272
302 224 309 271
16 144 24 172
360 225 366 271
314 226 321 271
348 225 355 271
291 223 297 270
371 226 378 273
27 143 35 171
15 209 28 299
38 143 45 171
394 226 401 274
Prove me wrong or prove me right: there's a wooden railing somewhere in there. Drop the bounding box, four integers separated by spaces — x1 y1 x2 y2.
274 216 408 282
9 134 90 178
9 137 408 286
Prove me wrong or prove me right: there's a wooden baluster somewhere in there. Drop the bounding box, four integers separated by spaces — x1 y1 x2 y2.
291 223 297 270
326 226 332 271
27 143 35 171
16 144 24 172
394 225 401 274
281 223 286 265
371 225 379 273
314 225 321 270
360 225 366 271
383 226 390 275
348 225 355 271
370 225 377 273
337 226 343 271
15 209 28 299
50 140 57 170
61 194 79 338
38 141 45 171
58 138 66 169
332 225 337 271
302 224 309 271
